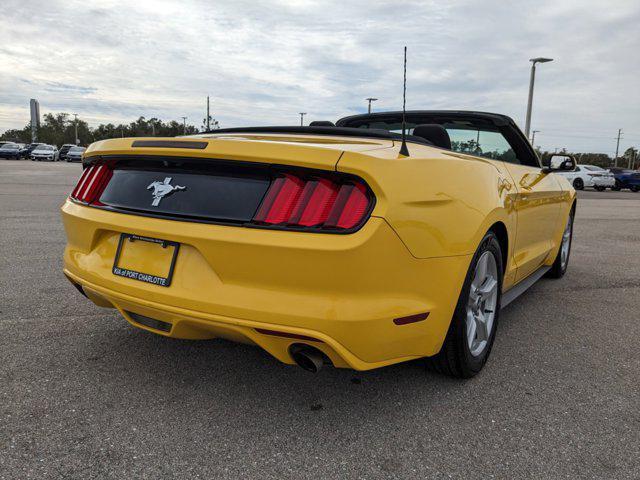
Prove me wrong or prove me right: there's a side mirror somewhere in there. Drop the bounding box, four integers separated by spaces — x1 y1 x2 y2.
542 154 576 173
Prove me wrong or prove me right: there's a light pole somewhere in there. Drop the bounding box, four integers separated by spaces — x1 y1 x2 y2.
181 116 187 135
206 96 210 131
366 98 378 114
531 129 540 147
524 57 553 138
299 112 307 126
73 113 79 144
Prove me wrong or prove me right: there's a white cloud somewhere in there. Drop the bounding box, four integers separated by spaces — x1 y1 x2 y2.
0 0 638 153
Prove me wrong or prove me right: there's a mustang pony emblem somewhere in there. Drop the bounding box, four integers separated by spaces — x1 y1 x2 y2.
147 177 186 206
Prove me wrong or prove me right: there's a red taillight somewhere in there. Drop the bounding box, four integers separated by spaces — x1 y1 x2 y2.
253 174 305 224
70 165 112 204
289 178 338 226
324 183 369 229
253 173 373 231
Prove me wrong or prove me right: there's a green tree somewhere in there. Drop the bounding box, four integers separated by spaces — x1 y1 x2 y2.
0 124 31 143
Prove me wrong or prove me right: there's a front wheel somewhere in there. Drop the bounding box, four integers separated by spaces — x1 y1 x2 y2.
426 231 502 378
573 178 584 190
547 210 574 278
631 186 640 193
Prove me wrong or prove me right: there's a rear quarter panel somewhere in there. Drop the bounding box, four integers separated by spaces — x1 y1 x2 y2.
337 145 515 264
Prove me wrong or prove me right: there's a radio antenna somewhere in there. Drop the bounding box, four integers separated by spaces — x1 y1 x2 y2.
399 46 410 156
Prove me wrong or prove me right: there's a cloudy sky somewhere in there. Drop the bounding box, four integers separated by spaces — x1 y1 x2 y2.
1 0 639 154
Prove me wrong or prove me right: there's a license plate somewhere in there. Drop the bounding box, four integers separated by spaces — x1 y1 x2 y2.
112 234 179 287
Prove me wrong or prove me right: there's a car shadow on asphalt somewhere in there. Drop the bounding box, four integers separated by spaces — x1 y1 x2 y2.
79 313 471 414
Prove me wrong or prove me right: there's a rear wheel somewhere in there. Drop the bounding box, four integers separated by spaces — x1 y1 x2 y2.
573 178 584 190
594 186 605 191
426 232 502 378
631 185 640 193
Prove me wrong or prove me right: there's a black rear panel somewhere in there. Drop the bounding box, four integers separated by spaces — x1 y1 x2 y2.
97 157 271 223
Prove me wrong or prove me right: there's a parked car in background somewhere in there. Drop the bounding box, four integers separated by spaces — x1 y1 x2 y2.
609 167 640 192
18 144 31 158
30 144 59 161
65 146 86 162
0 141 17 148
555 163 616 190
0 142 23 159
22 143 45 157
59 144 77 162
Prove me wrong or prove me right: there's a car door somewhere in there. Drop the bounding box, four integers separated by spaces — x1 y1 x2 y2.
502 162 563 282
447 125 564 284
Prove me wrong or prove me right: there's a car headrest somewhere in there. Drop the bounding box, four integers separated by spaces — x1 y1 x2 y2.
412 124 451 150
309 121 335 127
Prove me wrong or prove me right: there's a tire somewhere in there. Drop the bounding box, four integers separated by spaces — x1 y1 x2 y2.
425 231 503 378
547 209 574 278
573 178 584 190
612 184 621 191
594 186 605 191
631 186 640 193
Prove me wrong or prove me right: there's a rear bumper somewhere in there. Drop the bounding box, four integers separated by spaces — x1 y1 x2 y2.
61 199 471 370
592 177 615 187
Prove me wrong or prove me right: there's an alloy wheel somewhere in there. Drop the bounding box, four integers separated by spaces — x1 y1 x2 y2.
560 215 573 269
466 251 499 357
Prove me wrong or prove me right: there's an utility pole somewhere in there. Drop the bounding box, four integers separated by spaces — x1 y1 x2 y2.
299 112 307 126
366 98 378 114
614 128 622 167
73 113 79 144
206 96 210 131
151 122 155 136
181 116 187 135
626 148 636 169
531 130 540 147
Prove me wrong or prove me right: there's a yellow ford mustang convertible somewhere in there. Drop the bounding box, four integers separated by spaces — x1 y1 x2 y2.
61 110 576 377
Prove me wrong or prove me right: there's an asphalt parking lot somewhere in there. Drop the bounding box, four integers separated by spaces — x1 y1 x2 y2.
1 159 639 479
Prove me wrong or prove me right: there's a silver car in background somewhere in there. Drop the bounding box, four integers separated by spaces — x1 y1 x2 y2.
30 144 59 162
65 146 86 162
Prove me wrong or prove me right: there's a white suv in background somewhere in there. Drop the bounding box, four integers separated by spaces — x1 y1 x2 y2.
556 164 616 191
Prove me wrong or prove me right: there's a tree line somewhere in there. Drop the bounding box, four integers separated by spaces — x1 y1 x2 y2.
0 113 202 147
1 114 637 169
537 148 639 169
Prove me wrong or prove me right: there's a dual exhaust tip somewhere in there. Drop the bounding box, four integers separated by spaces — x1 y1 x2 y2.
289 344 329 373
